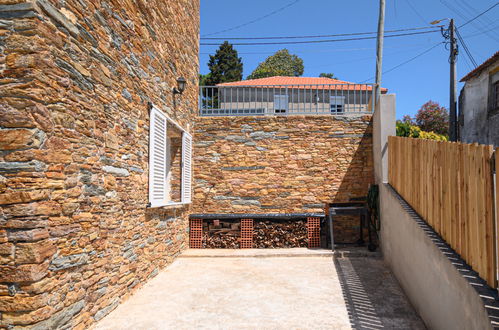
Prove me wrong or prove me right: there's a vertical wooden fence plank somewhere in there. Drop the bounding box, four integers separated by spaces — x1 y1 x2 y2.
496 148 499 287
484 145 496 287
388 138 497 289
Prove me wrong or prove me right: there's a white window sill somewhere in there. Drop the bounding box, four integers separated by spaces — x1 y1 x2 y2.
148 202 191 209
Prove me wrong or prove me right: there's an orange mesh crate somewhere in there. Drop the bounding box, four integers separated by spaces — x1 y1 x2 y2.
307 217 321 248
189 219 203 249
240 219 254 249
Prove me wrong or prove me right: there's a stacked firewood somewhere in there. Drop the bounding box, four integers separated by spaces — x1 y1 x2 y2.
253 220 307 248
203 220 240 248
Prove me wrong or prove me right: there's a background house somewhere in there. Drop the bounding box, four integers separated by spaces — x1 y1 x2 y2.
459 51 499 146
200 76 387 116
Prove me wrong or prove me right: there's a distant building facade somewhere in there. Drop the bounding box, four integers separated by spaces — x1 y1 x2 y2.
459 51 499 146
199 76 387 116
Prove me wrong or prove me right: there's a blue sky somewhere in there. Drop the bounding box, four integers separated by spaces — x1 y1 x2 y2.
199 0 499 119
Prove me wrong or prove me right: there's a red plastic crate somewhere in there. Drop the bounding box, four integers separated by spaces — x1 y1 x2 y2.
307 217 321 248
240 219 254 249
189 219 203 249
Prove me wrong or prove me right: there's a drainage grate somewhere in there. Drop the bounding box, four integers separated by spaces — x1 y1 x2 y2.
307 217 321 248
240 219 254 249
189 219 203 248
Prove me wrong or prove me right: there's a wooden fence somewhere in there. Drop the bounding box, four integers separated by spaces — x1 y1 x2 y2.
388 136 497 288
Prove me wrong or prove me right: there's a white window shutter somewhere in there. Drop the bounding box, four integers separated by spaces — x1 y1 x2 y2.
148 107 168 207
181 132 192 203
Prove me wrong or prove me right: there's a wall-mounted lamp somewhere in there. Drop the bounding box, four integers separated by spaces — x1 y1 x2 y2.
173 77 187 95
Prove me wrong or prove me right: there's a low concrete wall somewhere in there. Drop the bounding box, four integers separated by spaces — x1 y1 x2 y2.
380 184 496 330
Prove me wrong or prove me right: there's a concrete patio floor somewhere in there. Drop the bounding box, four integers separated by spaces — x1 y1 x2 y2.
94 249 425 329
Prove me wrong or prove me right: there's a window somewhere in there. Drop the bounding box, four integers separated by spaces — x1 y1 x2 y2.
149 105 192 207
274 94 288 114
494 81 499 110
330 96 345 113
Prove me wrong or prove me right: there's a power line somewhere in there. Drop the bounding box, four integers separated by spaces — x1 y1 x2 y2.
463 23 499 38
200 25 441 40
199 42 435 55
201 0 300 37
455 0 497 27
359 42 443 83
200 30 440 46
455 27 478 67
404 0 428 24
458 2 499 28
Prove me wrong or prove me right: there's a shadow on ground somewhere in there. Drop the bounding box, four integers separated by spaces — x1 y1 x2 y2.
334 256 426 329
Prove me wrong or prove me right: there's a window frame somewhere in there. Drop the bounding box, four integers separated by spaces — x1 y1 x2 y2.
494 81 499 110
148 104 192 208
330 95 345 114
273 94 289 114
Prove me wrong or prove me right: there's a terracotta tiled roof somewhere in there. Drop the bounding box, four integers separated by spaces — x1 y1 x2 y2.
460 51 499 82
217 76 388 92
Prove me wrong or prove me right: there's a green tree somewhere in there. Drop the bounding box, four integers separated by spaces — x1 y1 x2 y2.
414 101 449 136
204 41 243 86
319 72 337 79
199 73 210 86
247 49 304 79
403 101 449 136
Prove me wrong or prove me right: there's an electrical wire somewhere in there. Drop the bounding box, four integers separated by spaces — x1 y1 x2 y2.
439 0 499 43
201 0 300 37
359 42 444 83
199 42 435 56
463 23 499 38
200 25 441 40
455 28 478 68
200 30 440 46
404 0 428 25
458 2 499 28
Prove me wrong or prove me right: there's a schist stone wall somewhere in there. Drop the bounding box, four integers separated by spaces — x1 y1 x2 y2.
0 0 199 328
193 115 374 243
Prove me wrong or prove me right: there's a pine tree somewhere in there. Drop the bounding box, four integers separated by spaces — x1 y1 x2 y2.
247 49 304 80
204 41 243 86
319 73 337 79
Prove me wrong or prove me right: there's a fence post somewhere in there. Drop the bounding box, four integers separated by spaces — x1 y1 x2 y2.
373 94 396 184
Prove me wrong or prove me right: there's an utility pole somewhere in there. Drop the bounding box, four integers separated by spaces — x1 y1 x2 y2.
374 0 386 104
449 19 458 141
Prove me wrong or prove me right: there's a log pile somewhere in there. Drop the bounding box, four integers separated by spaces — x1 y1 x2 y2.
254 220 307 248
203 220 240 248
200 219 310 248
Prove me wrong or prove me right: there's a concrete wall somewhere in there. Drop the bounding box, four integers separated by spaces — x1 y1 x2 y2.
372 94 395 184
0 0 199 328
380 184 495 330
460 59 499 147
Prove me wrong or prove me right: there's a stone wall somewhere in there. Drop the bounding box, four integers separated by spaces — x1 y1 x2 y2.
193 115 374 241
0 0 198 328
460 58 499 147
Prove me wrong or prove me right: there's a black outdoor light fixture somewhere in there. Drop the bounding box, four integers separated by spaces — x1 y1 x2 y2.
173 77 187 95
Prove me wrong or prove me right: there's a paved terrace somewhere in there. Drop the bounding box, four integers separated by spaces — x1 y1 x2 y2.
94 248 425 329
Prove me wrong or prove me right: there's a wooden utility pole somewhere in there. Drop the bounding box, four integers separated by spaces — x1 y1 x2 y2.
375 0 386 103
449 19 458 141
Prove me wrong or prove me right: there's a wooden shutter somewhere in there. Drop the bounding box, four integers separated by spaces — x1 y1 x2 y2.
148 106 168 207
181 131 192 203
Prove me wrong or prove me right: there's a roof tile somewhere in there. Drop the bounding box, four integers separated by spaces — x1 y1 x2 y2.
216 76 387 92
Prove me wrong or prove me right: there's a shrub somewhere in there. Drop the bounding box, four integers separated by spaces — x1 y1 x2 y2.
396 121 448 141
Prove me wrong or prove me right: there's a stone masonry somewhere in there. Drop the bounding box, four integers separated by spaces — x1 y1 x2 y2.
193 115 374 242
0 0 199 328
